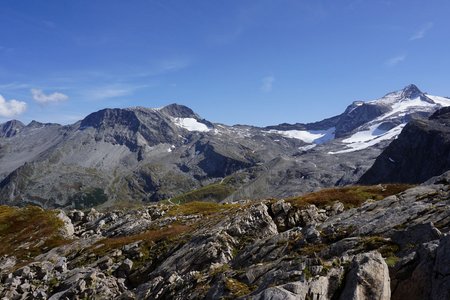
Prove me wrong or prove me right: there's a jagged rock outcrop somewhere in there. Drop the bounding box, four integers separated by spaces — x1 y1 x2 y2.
0 120 24 138
359 107 450 184
339 251 390 300
2 173 450 299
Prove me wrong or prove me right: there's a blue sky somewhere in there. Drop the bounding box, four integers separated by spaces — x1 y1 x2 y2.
0 0 449 126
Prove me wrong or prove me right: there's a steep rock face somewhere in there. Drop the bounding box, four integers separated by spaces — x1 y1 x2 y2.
0 120 24 138
159 103 197 118
79 107 179 150
359 107 450 184
339 251 390 300
334 103 390 138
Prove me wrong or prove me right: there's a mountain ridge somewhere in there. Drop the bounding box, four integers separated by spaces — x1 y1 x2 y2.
1 84 449 209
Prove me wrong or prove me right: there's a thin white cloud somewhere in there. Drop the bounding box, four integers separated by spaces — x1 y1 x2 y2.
0 94 27 117
385 54 406 67
261 76 275 92
209 27 244 45
410 22 433 41
84 84 150 100
31 89 68 104
87 87 132 100
0 82 32 90
158 58 191 73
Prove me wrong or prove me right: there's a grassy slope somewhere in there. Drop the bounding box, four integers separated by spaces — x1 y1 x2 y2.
287 184 413 209
0 206 70 262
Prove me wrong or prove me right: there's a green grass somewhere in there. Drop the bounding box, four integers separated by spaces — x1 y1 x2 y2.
90 224 192 257
0 205 70 262
225 278 253 297
385 256 400 267
69 188 108 209
299 243 328 257
287 184 413 209
166 201 239 217
360 236 400 258
170 182 235 204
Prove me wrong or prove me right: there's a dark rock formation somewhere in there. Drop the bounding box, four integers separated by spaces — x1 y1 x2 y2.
359 107 450 184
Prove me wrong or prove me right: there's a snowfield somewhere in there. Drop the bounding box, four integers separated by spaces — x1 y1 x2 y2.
173 118 210 132
329 124 405 154
270 127 335 144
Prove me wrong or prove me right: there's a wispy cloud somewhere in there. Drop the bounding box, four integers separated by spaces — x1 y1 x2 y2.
83 84 150 101
209 27 244 46
410 22 433 41
31 89 68 104
86 87 132 100
261 76 275 93
385 54 406 67
0 82 32 91
0 94 27 117
158 58 191 73
132 58 191 78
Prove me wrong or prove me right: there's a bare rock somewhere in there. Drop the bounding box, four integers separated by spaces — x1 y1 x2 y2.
251 268 344 300
340 251 390 300
56 210 75 238
432 234 450 300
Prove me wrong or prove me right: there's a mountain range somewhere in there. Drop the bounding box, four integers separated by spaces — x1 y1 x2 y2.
2 84 450 299
1 84 449 209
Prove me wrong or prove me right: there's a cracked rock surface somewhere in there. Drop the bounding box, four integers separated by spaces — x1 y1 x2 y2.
2 172 450 299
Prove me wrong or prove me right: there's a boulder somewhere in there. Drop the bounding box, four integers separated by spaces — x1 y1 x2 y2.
340 251 390 300
56 210 75 238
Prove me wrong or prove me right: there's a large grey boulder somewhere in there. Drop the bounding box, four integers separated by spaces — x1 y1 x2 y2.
56 210 74 238
251 268 344 300
432 234 450 300
340 251 390 300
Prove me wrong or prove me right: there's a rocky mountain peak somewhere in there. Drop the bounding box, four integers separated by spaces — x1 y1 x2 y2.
0 120 25 138
79 108 140 130
159 103 197 118
401 84 423 99
26 120 58 128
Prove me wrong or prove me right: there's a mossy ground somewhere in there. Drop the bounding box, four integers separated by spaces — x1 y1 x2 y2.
287 184 413 209
90 224 192 257
225 277 253 297
170 182 235 204
166 201 239 217
0 205 70 262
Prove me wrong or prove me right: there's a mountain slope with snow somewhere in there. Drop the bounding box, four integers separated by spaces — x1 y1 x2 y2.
0 84 448 208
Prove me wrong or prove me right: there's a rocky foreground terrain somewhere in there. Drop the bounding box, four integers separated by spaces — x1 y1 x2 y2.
2 171 450 299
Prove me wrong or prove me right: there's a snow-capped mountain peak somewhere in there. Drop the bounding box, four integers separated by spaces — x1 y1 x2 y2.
369 84 433 106
329 84 450 154
400 83 423 99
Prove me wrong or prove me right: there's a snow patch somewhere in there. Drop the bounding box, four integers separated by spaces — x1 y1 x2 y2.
426 94 450 107
173 118 210 132
329 124 405 154
270 127 335 144
371 97 435 123
298 144 317 151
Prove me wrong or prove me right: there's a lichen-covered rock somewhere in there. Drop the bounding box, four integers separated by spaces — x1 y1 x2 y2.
56 210 75 238
340 251 390 300
252 268 344 300
2 178 450 300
